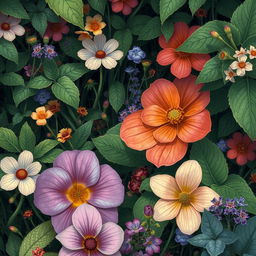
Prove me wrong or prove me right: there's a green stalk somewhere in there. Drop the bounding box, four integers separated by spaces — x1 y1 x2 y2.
93 67 103 109
7 195 24 226
160 222 176 256
129 0 145 19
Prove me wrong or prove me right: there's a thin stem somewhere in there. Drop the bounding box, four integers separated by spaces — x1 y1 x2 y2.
93 67 103 109
129 0 145 19
180 246 185 256
60 112 76 131
160 222 176 256
7 195 24 226
28 199 45 222
67 140 74 150
46 123 57 139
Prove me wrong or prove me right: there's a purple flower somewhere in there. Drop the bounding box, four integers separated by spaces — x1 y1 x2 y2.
44 45 58 59
34 89 51 105
224 199 237 215
56 204 124 256
24 65 33 77
120 233 133 254
216 139 228 152
144 205 154 217
32 43 44 58
125 218 144 236
34 150 124 233
119 109 129 122
175 228 192 246
209 197 223 211
128 46 146 64
133 251 149 256
233 209 249 225
235 197 247 207
143 236 162 255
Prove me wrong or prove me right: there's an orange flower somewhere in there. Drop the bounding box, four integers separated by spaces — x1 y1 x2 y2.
45 100 61 114
75 30 92 41
57 128 72 143
77 106 88 116
31 107 53 126
84 14 106 35
150 160 219 235
120 75 211 167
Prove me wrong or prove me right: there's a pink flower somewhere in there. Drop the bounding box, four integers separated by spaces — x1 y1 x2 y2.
109 0 138 15
34 150 124 233
44 19 69 41
226 132 256 165
56 204 124 256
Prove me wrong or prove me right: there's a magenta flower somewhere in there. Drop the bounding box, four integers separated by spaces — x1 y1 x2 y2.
34 150 124 233
125 218 144 236
56 204 124 256
143 236 162 255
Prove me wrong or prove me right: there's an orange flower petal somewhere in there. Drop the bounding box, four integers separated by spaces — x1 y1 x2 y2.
153 124 177 143
156 48 176 66
150 174 180 200
141 105 168 127
31 112 38 120
153 199 181 222
177 110 211 143
36 119 47 126
141 79 180 110
176 205 201 235
146 138 188 167
175 160 202 193
36 106 46 113
227 149 237 159
191 187 219 212
46 110 53 119
190 53 211 71
170 58 192 79
120 110 157 151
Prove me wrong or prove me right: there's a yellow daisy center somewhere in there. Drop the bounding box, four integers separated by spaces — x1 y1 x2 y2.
167 108 184 125
66 183 91 207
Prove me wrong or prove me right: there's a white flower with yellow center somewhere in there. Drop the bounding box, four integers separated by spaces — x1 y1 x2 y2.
224 68 236 83
230 56 253 76
0 151 41 196
233 47 247 58
247 45 256 59
77 34 123 70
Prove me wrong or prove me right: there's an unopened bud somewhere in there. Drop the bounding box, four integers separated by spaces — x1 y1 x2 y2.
26 35 37 45
154 223 160 228
9 226 18 232
43 36 49 44
219 51 228 60
150 230 155 235
141 59 152 68
210 31 219 38
141 221 147 226
103 100 109 109
224 25 231 33
144 205 154 217
101 112 107 120
9 197 15 204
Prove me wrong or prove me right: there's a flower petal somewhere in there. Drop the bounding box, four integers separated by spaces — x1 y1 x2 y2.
227 149 237 159
102 56 117 69
175 160 202 193
89 164 124 208
18 177 35 196
120 110 157 151
153 124 177 143
171 58 191 79
85 57 102 70
150 174 180 200
103 39 119 54
77 49 94 60
82 38 97 53
94 34 106 49
3 30 15 41
56 225 83 250
26 162 42 176
97 207 118 223
111 2 124 13
157 48 176 66
11 25 25 36
0 157 18 174
153 199 181 221
59 247 85 256
141 79 180 110
18 150 33 168
141 105 168 127
108 50 123 60
0 174 19 191
190 53 211 71
176 205 201 235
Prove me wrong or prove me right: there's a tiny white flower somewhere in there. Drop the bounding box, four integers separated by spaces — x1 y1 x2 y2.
230 56 253 76
77 34 123 70
0 151 41 196
233 47 247 58
224 68 236 83
247 45 256 59
0 13 25 42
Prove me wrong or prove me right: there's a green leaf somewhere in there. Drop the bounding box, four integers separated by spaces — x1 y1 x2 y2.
39 148 64 163
107 123 121 135
161 19 174 41
150 0 160 14
13 87 36 106
34 139 59 159
0 39 18 64
201 80 225 92
0 72 24 86
190 138 228 186
27 75 52 89
138 17 161 41
92 134 147 167
0 0 29 19
87 0 107 14
109 81 125 113
60 37 81 59
6 52 29 73
229 78 256 140
111 15 126 30
0 127 20 153
160 0 186 23
128 15 151 36
19 122 36 152
113 29 133 57
59 63 88 81
6 233 22 256
139 178 152 192
70 121 93 149
211 175 256 215
197 56 223 83
218 230 237 245
44 8 60 22
43 59 59 81
216 0 241 18
52 76 80 109
206 239 225 256
31 12 48 36
19 221 56 256
189 233 212 247
189 0 207 15
45 0 84 28
178 21 240 53
218 112 240 138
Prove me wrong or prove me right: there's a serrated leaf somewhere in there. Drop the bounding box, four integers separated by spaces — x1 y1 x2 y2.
160 0 186 23
202 211 223 239
27 75 52 89
189 0 207 15
0 72 24 86
43 59 59 81
201 80 224 92
5 52 29 73
32 12 48 36
206 239 225 256
87 0 107 14
0 128 20 153
0 39 18 64
109 81 125 113
13 87 36 106
59 63 88 81
138 17 161 41
218 230 237 245
111 15 126 30
188 233 212 247
34 139 59 159
19 122 36 152
139 178 152 192
39 148 63 163
0 0 29 19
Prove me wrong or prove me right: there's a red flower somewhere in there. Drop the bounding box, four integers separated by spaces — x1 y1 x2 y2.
132 167 149 181
32 247 45 256
195 8 207 18
109 0 138 15
226 132 256 165
44 19 69 41
128 178 141 193
156 22 210 79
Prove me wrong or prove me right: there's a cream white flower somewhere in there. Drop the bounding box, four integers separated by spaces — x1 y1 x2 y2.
0 13 25 42
0 151 41 196
224 68 236 83
77 34 123 70
233 47 247 58
230 56 253 76
247 45 256 59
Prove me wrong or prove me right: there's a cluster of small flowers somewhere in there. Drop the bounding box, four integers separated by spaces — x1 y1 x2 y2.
225 46 255 83
128 167 149 194
32 43 58 59
119 67 142 122
34 89 51 105
121 206 162 255
209 197 249 225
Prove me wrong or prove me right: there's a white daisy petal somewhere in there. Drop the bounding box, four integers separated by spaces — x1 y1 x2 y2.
85 57 102 70
82 38 97 53
18 151 33 168
3 30 15 41
103 39 119 54
237 69 245 76
245 62 253 71
102 56 117 69
94 34 106 50
7 16 20 26
11 25 25 36
0 157 18 174
26 162 42 176
239 56 247 62
18 177 35 196
108 50 123 60
77 49 94 61
0 174 19 191
230 61 238 70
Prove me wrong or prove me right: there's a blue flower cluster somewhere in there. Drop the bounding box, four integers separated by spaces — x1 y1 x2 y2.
34 89 51 105
128 46 146 64
32 43 58 59
174 228 192 245
216 139 228 152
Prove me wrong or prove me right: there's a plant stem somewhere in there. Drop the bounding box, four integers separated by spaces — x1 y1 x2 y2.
129 0 145 19
160 222 176 256
7 195 24 226
93 67 103 109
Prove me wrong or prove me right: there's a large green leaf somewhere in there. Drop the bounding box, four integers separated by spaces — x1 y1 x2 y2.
190 138 228 186
109 81 125 113
19 122 36 152
0 128 20 153
218 112 240 138
229 78 256 140
59 63 88 81
0 39 18 64
0 0 29 19
39 148 63 163
0 72 24 86
161 19 174 41
31 12 48 36
34 139 59 159
113 29 133 57
43 59 59 81
6 233 22 256
138 17 161 41
127 15 151 35
27 75 52 89
13 87 36 106
59 37 81 59
189 0 207 15
87 0 107 14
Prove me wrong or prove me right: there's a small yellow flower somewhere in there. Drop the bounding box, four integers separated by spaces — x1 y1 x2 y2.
75 30 92 41
31 106 53 126
84 14 106 35
77 107 88 116
57 128 72 143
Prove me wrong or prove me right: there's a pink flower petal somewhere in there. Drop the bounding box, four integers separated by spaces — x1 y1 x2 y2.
112 2 124 13
59 247 86 256
97 207 118 223
61 25 70 34
157 48 176 66
236 155 248 165
122 4 132 15
171 58 192 79
227 149 237 159
126 0 138 8
54 150 79 174
190 53 210 71
52 32 63 41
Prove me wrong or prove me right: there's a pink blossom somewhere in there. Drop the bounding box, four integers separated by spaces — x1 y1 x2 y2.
44 19 69 41
109 0 138 15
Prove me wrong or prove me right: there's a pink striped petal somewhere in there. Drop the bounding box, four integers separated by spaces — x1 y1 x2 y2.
59 247 86 256
97 207 118 223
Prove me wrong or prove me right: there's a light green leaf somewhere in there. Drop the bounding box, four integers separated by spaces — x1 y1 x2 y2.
109 81 125 113
0 39 18 64
189 0 207 15
12 87 36 106
139 178 152 192
0 0 29 19
138 17 161 41
0 72 24 86
87 0 107 14
0 127 20 153
160 0 186 23
59 63 88 81
39 148 63 163
113 29 132 57
27 75 52 89
19 122 36 152
32 12 48 36
34 139 59 159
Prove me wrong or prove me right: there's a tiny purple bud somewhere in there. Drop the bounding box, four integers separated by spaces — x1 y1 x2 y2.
144 205 154 217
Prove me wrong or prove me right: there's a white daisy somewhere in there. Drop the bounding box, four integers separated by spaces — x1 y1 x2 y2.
230 56 253 76
233 47 247 58
77 34 123 70
247 45 256 59
224 68 236 83
0 151 41 196
0 13 25 42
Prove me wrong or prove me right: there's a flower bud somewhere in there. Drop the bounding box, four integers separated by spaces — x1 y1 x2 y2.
8 197 15 204
103 100 109 109
9 226 18 232
218 51 228 60
43 36 49 44
101 112 107 120
141 221 147 226
150 230 155 235
224 25 231 33
26 35 37 45
141 59 152 68
144 205 154 217
154 223 160 228
210 31 219 38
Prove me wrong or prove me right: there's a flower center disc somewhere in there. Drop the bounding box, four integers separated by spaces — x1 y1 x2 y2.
66 183 91 207
251 50 256 56
179 192 190 205
95 50 106 59
167 108 184 124
238 62 246 68
16 169 28 180
1 23 10 31
237 143 247 153
37 111 47 119
83 237 98 251
90 22 100 31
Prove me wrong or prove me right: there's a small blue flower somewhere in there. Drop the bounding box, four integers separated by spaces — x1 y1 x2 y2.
34 89 51 105
32 43 44 58
128 46 146 64
44 45 58 59
216 139 228 152
233 209 249 225
175 228 192 246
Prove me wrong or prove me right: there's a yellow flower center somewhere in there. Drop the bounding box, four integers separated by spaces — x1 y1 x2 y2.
167 108 184 125
178 192 191 205
66 183 91 207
